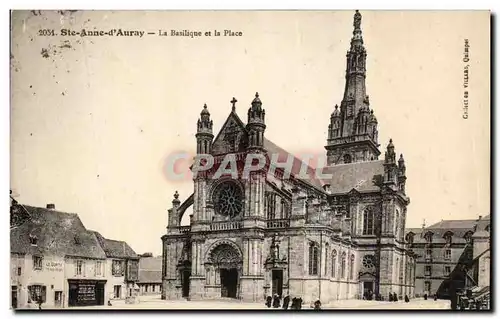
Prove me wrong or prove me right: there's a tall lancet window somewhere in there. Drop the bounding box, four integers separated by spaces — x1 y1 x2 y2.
308 242 319 276
341 252 347 279
331 249 337 278
363 209 375 235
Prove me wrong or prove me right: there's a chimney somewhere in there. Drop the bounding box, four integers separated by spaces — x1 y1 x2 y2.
46 203 55 210
478 215 482 220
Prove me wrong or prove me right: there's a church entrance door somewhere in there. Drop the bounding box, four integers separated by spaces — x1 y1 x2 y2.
272 269 283 297
220 268 238 298
363 282 374 299
208 242 242 300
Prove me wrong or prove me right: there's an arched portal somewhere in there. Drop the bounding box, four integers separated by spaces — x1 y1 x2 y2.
206 242 242 299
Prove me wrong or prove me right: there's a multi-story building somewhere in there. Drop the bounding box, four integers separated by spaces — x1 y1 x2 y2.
406 215 490 299
10 202 108 308
137 254 162 295
161 10 416 304
463 215 490 308
92 231 139 301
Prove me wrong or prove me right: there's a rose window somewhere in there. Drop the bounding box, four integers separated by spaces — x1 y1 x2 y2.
214 182 243 218
362 255 375 269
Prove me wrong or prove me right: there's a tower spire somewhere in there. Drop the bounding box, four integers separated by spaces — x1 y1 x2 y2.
325 10 380 165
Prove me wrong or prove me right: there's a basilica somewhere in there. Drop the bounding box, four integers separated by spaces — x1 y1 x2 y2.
161 11 416 304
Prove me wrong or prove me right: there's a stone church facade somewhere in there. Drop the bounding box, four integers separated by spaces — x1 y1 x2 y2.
161 11 417 304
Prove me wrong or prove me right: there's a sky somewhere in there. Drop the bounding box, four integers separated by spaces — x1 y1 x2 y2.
10 10 490 256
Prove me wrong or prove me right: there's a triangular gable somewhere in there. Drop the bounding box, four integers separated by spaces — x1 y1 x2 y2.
359 271 376 280
211 111 248 155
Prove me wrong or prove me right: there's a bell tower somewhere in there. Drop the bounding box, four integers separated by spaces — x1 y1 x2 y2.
325 10 381 165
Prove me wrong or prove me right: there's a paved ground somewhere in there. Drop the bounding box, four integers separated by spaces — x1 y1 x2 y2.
64 295 451 310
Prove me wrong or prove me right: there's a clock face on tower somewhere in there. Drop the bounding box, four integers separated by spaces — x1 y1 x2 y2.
214 182 243 219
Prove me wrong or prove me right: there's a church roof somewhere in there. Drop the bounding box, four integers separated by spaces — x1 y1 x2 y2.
263 138 325 191
321 160 385 194
10 205 107 259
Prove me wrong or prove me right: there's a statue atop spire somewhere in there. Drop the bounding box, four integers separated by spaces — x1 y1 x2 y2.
353 10 362 30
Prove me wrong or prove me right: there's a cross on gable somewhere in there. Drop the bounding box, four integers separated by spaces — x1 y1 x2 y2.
230 97 237 111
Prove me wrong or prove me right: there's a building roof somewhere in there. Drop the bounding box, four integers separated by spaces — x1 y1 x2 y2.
138 270 162 283
406 218 480 244
475 214 490 232
138 256 162 283
139 256 162 270
10 205 107 259
92 231 138 259
321 160 385 194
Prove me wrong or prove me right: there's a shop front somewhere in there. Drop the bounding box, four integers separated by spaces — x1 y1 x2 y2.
68 279 106 307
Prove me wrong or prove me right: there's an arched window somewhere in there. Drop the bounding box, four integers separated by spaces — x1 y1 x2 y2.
394 210 400 237
349 254 355 280
331 249 337 278
363 209 375 235
399 258 404 281
325 244 329 276
341 252 347 278
395 258 399 283
308 242 319 276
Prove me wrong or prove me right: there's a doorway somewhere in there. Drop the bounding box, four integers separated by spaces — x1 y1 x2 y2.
181 270 191 298
363 282 374 299
272 269 283 297
220 268 238 298
54 291 63 307
114 285 121 299
11 286 17 309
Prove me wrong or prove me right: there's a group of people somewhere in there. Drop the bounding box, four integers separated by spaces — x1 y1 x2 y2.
362 291 411 303
265 294 305 310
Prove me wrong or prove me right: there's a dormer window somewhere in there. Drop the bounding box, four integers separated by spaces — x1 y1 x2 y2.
74 235 81 245
464 231 473 244
344 154 352 164
443 231 453 245
424 231 433 244
29 234 38 246
406 232 414 245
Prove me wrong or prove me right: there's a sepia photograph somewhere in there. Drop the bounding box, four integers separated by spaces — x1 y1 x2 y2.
9 9 491 311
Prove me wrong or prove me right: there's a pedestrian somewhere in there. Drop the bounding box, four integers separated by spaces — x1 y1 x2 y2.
475 299 482 311
290 297 297 310
108 300 112 306
314 299 322 310
404 295 410 303
282 295 290 310
424 293 428 300
266 295 272 308
298 297 303 310
37 297 43 310
389 293 393 302
434 294 438 301
393 293 398 302
272 294 280 308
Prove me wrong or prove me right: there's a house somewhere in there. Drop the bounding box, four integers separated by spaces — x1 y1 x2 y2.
10 202 108 308
137 254 162 295
92 231 139 301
